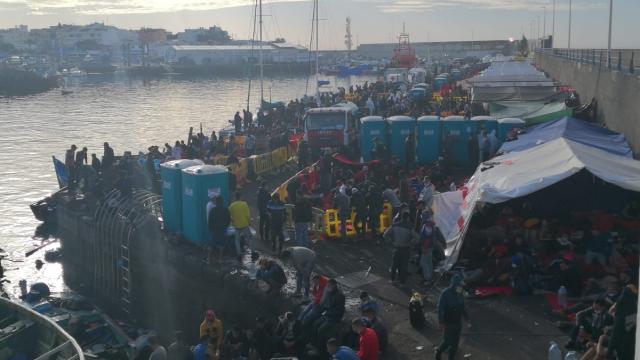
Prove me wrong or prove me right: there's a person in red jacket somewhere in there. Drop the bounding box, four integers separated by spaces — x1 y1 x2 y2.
352 318 379 360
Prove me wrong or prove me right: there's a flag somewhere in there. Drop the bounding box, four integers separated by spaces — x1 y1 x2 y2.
52 156 69 188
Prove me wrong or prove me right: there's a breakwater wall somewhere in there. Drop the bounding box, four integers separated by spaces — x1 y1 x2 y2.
56 189 294 342
534 49 640 156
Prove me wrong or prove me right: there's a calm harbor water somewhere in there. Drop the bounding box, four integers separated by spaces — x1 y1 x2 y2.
0 73 375 297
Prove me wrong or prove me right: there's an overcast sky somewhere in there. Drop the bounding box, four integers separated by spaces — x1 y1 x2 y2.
1 0 638 49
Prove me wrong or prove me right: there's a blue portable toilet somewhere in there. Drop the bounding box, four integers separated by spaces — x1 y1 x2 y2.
442 116 473 167
471 116 498 137
497 118 525 145
433 76 447 91
360 116 387 161
416 116 441 164
160 159 203 234
181 165 229 246
387 116 416 164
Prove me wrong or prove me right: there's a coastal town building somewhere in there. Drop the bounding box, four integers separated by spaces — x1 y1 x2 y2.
357 40 513 61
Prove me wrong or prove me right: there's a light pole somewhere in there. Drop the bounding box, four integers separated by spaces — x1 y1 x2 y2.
552 0 556 47
568 0 572 49
607 0 613 67
542 6 546 43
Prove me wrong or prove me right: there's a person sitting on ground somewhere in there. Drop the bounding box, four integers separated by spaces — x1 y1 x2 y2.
362 308 388 354
352 318 379 360
148 336 167 360
299 274 328 327
313 279 346 347
566 298 614 351
249 316 275 360
256 258 287 293
326 338 359 360
199 309 223 359
274 311 302 355
358 291 379 316
167 331 191 360
192 335 208 360
222 325 249 360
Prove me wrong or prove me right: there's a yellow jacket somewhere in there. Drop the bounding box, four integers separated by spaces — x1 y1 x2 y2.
199 318 223 347
229 201 250 229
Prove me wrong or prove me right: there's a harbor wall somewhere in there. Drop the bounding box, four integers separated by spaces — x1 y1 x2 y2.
534 52 640 156
57 196 294 342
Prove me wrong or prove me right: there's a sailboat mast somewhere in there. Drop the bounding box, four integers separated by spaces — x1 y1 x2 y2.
259 0 264 102
314 0 319 99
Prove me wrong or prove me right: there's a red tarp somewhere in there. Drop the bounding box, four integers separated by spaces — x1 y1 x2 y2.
332 154 380 167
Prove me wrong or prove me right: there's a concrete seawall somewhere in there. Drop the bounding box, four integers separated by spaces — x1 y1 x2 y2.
535 52 640 156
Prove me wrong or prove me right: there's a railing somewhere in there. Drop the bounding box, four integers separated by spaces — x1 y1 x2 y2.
536 48 638 75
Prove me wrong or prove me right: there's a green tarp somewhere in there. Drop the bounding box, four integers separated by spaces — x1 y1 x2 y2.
491 101 571 125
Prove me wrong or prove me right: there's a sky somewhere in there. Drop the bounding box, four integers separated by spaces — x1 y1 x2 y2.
0 0 639 49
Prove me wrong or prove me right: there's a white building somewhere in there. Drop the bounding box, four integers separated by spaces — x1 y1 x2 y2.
51 23 123 48
0 25 30 50
167 43 308 65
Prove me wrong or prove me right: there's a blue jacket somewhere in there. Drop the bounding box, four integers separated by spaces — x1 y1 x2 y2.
333 346 359 360
437 275 469 325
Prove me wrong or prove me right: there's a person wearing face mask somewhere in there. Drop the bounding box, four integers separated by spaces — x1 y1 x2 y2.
435 275 471 360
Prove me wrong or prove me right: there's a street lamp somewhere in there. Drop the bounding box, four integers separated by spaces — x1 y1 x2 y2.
607 0 613 67
568 0 572 49
552 0 556 48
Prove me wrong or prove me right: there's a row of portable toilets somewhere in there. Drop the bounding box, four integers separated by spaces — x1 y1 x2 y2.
360 115 526 167
160 161 230 246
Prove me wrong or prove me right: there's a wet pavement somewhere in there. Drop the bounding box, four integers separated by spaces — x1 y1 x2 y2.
239 163 567 360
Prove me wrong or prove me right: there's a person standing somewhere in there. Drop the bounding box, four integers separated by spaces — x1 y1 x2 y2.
229 192 252 261
148 336 167 360
267 194 286 254
333 188 351 241
65 145 77 188
419 210 436 285
256 182 271 243
351 318 379 360
208 196 230 261
404 133 415 171
75 146 88 166
281 246 315 297
383 212 419 284
91 154 101 175
366 185 384 242
102 142 114 171
435 275 471 360
293 190 313 248
245 133 255 156
234 111 243 134
350 187 367 241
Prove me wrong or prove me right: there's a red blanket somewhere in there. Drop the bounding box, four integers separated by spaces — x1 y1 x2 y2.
332 154 380 167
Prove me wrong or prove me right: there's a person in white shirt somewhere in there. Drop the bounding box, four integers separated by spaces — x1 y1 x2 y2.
148 336 167 360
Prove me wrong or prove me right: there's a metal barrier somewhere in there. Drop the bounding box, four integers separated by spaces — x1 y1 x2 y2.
271 147 288 168
251 153 273 176
536 48 638 75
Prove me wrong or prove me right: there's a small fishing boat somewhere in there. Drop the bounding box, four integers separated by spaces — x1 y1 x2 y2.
0 296 84 360
61 90 73 96
30 196 56 222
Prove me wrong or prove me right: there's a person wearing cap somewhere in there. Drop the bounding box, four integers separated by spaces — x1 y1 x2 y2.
435 275 471 360
200 310 223 358
326 337 359 360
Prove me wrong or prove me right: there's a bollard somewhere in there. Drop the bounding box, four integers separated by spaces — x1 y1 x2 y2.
618 51 622 71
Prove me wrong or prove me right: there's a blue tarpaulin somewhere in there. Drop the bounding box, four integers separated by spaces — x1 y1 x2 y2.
52 156 69 188
499 117 633 158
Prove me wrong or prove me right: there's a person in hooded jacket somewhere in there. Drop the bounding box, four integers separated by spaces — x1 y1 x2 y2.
257 182 271 243
435 275 471 360
268 194 287 254
383 212 420 284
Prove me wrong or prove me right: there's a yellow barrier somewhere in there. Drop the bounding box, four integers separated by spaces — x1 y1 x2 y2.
322 203 393 239
271 147 288 168
213 155 228 165
252 153 273 176
238 158 250 180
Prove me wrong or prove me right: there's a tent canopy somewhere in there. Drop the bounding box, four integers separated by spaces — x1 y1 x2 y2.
434 134 640 269
499 117 633 158
490 101 571 125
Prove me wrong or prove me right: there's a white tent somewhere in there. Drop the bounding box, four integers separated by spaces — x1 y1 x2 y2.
433 137 640 269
